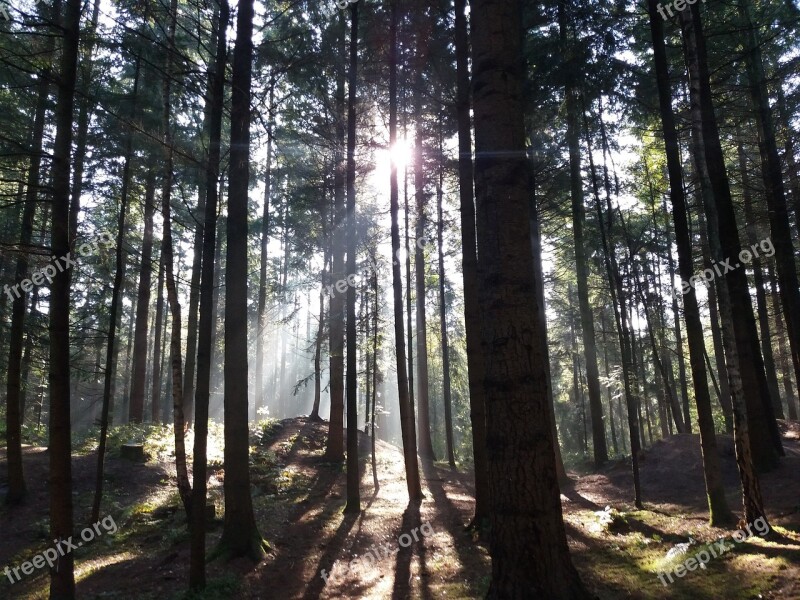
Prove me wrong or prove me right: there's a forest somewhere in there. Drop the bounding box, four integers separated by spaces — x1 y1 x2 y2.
0 0 799 596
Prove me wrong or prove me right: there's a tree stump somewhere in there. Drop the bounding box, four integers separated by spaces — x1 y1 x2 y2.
121 442 144 461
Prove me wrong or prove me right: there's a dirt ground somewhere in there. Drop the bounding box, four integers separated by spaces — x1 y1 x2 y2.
1 418 798 599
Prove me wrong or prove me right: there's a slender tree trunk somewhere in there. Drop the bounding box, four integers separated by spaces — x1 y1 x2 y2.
121 290 137 422
310 266 326 421
600 313 619 454
770 261 799 421
190 1 228 588
151 254 165 422
663 200 692 432
183 184 205 428
679 3 781 476
471 0 591 593
48 0 82 592
219 0 267 559
589 132 643 509
371 267 379 490
5 4 61 503
343 0 361 514
19 285 41 425
92 58 140 522
436 124 456 470
160 0 191 516
455 0 490 523
560 9 608 465
256 80 275 416
389 0 422 502
413 65 435 461
405 162 415 421
130 167 157 423
740 0 800 394
739 142 784 419
697 211 734 431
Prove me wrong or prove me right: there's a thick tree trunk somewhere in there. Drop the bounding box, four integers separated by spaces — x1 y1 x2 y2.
190 1 228 588
454 0 490 523
325 14 346 461
48 0 82 593
389 0 422 503
471 0 590 595
343 0 361 515
218 0 267 559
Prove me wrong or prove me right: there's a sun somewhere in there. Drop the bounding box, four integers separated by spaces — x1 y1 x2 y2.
369 137 413 192
389 138 412 168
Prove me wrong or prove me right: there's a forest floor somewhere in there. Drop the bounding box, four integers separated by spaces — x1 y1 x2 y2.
1 417 799 599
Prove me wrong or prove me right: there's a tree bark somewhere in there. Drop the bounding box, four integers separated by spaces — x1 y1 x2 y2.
343 0 361 515
48 0 82 592
471 0 590 594
218 0 267 559
325 13 346 461
190 0 228 588
389 0 422 502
